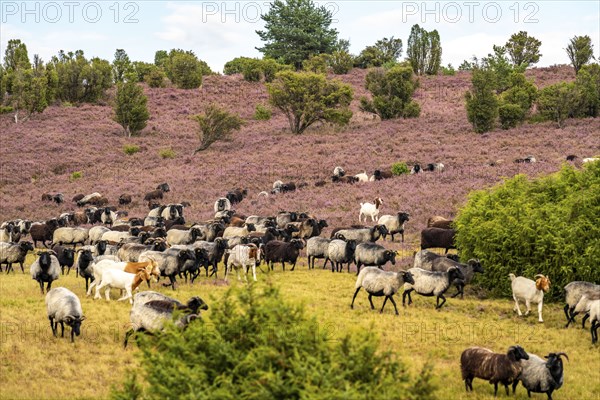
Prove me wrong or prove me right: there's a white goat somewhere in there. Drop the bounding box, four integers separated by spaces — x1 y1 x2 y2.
359 198 383 223
95 268 150 304
225 244 261 282
509 273 551 323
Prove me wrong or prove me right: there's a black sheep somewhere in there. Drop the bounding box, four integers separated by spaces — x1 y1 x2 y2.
264 239 304 271
51 245 76 275
420 227 456 254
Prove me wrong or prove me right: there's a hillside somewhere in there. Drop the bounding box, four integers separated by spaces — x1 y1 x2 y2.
1 65 599 263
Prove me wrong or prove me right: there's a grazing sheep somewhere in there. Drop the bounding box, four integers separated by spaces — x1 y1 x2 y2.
359 198 383 222
139 248 196 290
30 251 61 294
306 237 334 269
377 212 410 242
582 157 599 163
426 216 453 229
460 345 529 396
144 189 164 202
423 163 445 172
428 258 483 298
413 250 459 269
333 166 345 178
263 239 304 271
402 267 464 309
225 188 247 204
510 273 551 323
124 291 207 348
75 249 95 291
563 281 600 327
372 169 393 180
225 244 261 282
410 164 421 174
565 155 577 161
354 172 369 183
590 300 600 344
76 192 103 207
514 155 537 163
52 227 89 248
0 241 34 273
326 239 357 273
72 193 85 203
166 227 202 246
51 245 76 275
45 287 85 343
119 194 132 205
30 218 60 248
572 292 600 328
332 175 359 184
353 243 396 274
512 352 568 399
95 268 151 304
156 182 170 192
223 223 256 239
351 267 415 315
193 238 228 278
333 225 388 244
420 227 456 253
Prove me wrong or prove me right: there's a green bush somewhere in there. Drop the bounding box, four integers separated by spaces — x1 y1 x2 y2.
113 81 149 138
498 103 525 129
575 63 600 117
111 284 436 399
441 64 456 76
455 163 600 300
0 105 13 114
223 57 254 75
69 171 83 181
123 144 140 155
242 59 263 82
254 104 272 120
329 50 353 74
302 54 329 74
193 104 244 152
391 162 410 175
144 67 166 88
159 148 176 159
536 82 579 128
465 68 499 133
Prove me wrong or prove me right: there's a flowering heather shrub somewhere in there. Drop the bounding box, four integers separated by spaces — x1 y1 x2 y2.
455 163 600 300
391 162 409 175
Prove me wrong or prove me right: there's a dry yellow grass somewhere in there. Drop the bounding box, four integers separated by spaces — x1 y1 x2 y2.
1 253 599 399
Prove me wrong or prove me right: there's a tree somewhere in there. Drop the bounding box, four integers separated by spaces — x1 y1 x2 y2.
52 50 112 103
465 68 499 133
566 35 595 74
256 0 338 69
329 50 354 74
505 31 542 67
268 70 353 134
536 82 579 128
575 63 600 117
498 71 537 128
3 39 31 72
112 49 132 83
144 67 166 88
167 50 203 89
482 45 525 93
113 81 149 137
10 68 48 122
192 104 244 152
359 65 420 120
111 285 436 399
406 25 441 75
355 37 403 69
154 50 168 68
223 57 255 75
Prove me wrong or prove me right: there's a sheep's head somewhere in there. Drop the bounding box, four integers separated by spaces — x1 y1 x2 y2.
385 250 396 265
535 274 551 292
245 223 256 232
448 266 465 282
187 296 209 313
19 241 34 252
507 345 529 361
469 259 484 273
64 315 85 337
401 271 415 285
398 212 410 223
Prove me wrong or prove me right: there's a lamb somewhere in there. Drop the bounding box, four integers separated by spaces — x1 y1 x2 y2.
306 237 334 269
124 291 207 348
95 268 151 304
214 197 232 213
413 250 459 269
225 244 261 282
326 239 357 273
563 281 600 327
30 218 60 248
353 243 396 274
377 212 410 242
0 241 34 273
420 227 456 253
354 172 369 183
223 223 256 239
359 197 383 222
333 225 388 244
512 352 568 399
590 300 600 344
45 287 85 343
30 251 61 294
402 267 464 309
428 258 483 298
509 273 551 323
351 267 415 315
139 248 196 290
426 216 453 229
51 245 76 275
166 227 202 246
263 239 304 271
460 345 529 396
52 227 89 248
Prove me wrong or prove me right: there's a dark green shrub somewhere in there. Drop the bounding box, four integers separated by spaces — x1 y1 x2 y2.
193 104 244 152
441 64 456 76
498 103 525 129
159 148 176 159
575 63 600 117
455 163 600 300
536 82 579 128
260 58 290 83
465 68 499 133
329 50 353 74
111 284 436 399
242 59 263 82
144 67 166 88
223 57 254 75
254 104 272 120
113 81 149 137
302 54 329 74
391 162 409 175
360 65 420 120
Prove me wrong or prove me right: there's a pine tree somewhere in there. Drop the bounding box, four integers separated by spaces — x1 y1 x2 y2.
113 81 149 137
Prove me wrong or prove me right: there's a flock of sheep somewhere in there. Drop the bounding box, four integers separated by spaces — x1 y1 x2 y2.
0 163 599 398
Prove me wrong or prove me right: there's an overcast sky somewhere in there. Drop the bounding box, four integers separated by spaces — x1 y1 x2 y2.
1 1 598 72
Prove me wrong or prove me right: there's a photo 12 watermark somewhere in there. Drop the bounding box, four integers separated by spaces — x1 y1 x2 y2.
399 1 540 24
1 1 140 24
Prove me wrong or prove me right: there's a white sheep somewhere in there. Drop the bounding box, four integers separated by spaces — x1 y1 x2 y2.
46 287 85 342
223 223 256 239
88 226 110 244
52 227 89 247
359 197 383 223
100 230 133 244
225 244 261 282
509 273 551 323
589 300 600 344
403 267 464 309
582 157 599 163
166 227 202 246
213 197 232 213
333 166 345 177
354 172 369 183
95 268 151 304
351 267 414 315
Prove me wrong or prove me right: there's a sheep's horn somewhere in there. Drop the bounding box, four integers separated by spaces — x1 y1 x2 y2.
534 274 545 279
556 352 569 361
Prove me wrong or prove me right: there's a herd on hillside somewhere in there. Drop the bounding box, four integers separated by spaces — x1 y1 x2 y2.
1 162 599 399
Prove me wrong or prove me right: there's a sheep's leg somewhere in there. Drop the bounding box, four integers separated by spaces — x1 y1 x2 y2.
402 289 412 306
388 296 399 315
504 383 509 396
49 317 56 337
582 312 589 329
66 266 71 275
524 299 531 316
251 264 257 282
60 322 65 338
401 231 404 243
513 296 523 316
380 296 388 313
493 382 499 396
224 263 230 282
436 294 447 309
281 261 285 271
350 288 361 309
38 280 44 295
564 305 573 327
70 328 75 343
537 301 543 322
123 329 134 348
368 294 375 310
512 380 519 394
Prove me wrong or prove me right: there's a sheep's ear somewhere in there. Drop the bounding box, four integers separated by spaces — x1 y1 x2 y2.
64 316 73 324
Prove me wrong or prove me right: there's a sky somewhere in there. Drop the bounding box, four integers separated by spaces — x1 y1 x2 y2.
1 1 599 72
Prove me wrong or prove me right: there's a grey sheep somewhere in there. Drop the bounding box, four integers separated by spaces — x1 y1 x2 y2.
30 251 61 294
0 241 34 273
223 223 256 239
412 249 459 269
333 225 388 244
124 291 208 348
326 239 357 273
403 267 464 309
512 352 568 399
117 239 168 262
563 281 600 328
139 248 196 290
377 212 410 242
88 226 111 245
276 211 298 229
192 222 225 242
193 238 228 278
354 242 396 274
166 227 202 246
306 237 333 269
46 287 85 343
52 227 89 248
427 257 483 299
351 267 415 315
